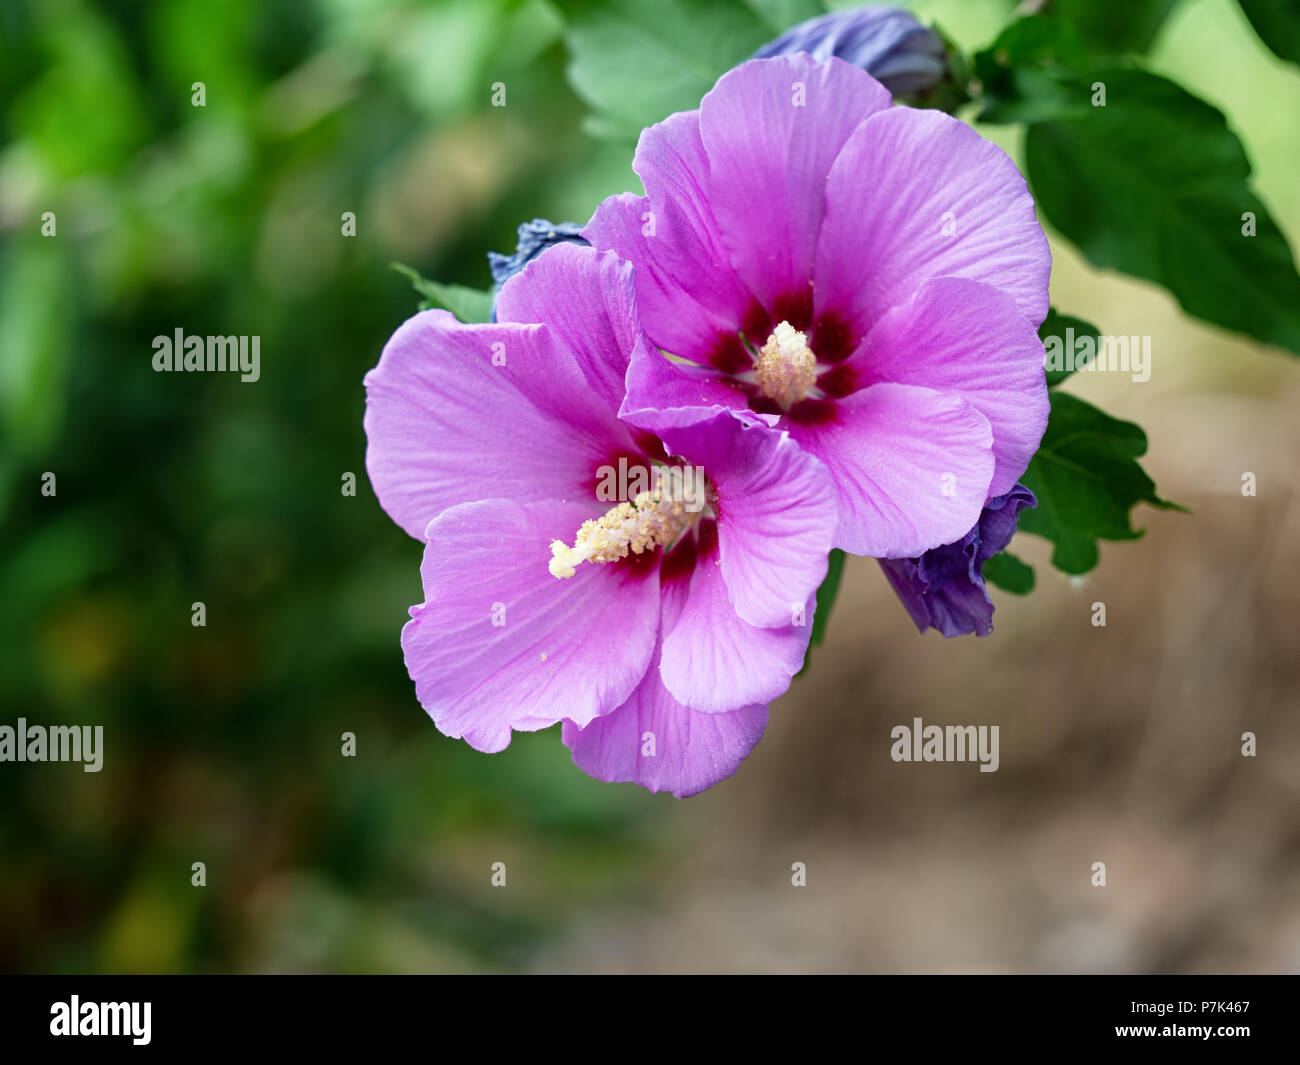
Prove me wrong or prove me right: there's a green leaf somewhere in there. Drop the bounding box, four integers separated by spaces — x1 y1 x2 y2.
1024 68 1300 357
11 11 149 178
983 551 1035 595
799 547 844 676
810 548 845 647
391 263 493 323
974 16 1094 124
1017 392 1182 575
558 0 771 141
976 21 1300 358
1044 0 1180 55
1039 308 1101 386
0 236 73 454
1237 0 1300 65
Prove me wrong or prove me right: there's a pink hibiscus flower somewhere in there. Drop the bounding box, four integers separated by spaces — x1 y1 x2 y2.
586 54 1052 557
363 245 836 795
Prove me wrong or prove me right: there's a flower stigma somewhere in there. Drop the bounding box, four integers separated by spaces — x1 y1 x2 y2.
755 320 818 407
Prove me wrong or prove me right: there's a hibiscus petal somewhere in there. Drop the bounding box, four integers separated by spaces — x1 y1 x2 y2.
814 106 1051 338
847 277 1049 496
562 672 767 798
619 344 749 431
700 55 891 313
658 411 835 628
880 552 995 637
364 310 635 540
495 244 651 419
401 498 660 752
659 525 813 712
787 382 994 557
562 555 768 797
879 483 1036 638
585 109 755 362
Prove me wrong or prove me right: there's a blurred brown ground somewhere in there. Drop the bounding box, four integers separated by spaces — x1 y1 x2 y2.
534 265 1300 974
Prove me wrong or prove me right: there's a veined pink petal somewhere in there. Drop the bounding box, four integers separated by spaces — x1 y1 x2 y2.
495 244 653 420
659 527 813 712
401 498 660 753
559 540 769 801
814 106 1051 339
562 571 767 797
562 695 767 798
364 309 635 540
585 109 755 363
845 277 1049 496
619 344 749 430
658 410 835 629
786 382 994 557
700 54 891 315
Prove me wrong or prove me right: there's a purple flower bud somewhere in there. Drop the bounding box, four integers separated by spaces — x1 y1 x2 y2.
488 219 588 287
879 484 1036 638
753 5 948 99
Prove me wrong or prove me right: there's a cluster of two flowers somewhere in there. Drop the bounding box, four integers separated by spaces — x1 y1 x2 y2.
364 55 1052 795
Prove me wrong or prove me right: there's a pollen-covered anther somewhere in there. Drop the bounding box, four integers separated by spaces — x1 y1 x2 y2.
755 320 818 407
549 491 693 579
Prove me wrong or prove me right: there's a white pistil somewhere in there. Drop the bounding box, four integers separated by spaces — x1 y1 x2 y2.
549 491 694 579
755 320 817 407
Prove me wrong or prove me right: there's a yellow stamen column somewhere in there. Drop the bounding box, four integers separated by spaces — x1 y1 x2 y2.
755 321 817 408
549 491 694 579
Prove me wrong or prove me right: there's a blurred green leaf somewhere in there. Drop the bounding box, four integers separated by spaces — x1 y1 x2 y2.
1237 0 1300 65
1026 69 1300 357
974 15 1094 124
978 19 1300 358
0 237 72 454
797 547 843 675
810 547 845 647
1044 0 1180 55
391 263 494 322
983 551 1035 595
1039 308 1101 387
559 0 771 141
1018 392 1181 575
11 7 147 178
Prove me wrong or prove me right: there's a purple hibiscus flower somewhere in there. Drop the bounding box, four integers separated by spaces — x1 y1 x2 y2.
753 4 949 100
363 243 836 796
879 484 1036 638
585 54 1051 561
487 218 588 287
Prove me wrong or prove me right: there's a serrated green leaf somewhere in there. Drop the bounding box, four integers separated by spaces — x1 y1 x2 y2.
1237 0 1300 65
983 551 1035 595
391 262 493 323
1024 69 1300 357
1018 391 1181 575
558 0 771 141
1039 308 1101 386
976 20 1300 358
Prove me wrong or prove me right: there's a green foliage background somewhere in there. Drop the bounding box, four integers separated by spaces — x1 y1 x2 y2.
0 0 664 974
